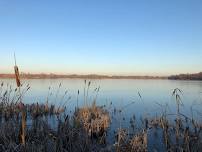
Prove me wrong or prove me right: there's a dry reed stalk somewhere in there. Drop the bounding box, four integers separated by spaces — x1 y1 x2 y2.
21 106 26 145
77 90 79 109
172 88 183 146
14 53 26 146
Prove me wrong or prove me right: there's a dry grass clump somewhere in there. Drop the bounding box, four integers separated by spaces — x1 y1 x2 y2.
27 103 65 119
114 128 147 152
74 80 110 138
0 112 97 152
129 131 147 152
74 101 110 138
148 115 202 151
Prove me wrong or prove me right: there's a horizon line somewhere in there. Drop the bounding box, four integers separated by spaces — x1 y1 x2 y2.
0 71 202 77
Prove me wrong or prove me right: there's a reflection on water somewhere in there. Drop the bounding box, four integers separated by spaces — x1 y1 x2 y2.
1 78 202 124
1 79 202 117
1 79 202 115
1 78 202 147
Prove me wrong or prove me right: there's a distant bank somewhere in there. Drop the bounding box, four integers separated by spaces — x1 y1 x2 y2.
0 72 201 80
0 73 166 79
168 72 202 81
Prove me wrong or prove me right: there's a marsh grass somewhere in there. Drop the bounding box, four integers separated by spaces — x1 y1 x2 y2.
112 88 202 152
0 82 98 151
74 80 110 139
0 77 202 152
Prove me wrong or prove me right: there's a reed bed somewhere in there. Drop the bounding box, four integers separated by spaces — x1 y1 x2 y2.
0 78 202 151
74 102 110 138
74 80 110 139
111 88 202 152
114 128 147 152
0 82 102 152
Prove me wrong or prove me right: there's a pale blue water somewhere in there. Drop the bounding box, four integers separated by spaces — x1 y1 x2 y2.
1 78 202 126
1 78 202 150
1 78 202 117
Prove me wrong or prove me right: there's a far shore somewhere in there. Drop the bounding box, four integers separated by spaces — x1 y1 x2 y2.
0 72 202 80
0 73 167 80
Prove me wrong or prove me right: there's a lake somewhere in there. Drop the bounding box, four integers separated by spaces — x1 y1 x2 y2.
1 78 202 114
1 78 202 150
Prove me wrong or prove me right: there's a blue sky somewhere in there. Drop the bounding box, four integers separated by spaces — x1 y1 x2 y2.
0 0 202 76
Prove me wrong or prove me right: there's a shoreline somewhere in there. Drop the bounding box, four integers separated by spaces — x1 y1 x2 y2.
1 72 202 80
0 73 167 80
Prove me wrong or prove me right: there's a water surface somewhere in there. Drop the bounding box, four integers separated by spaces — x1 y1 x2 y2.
1 79 202 140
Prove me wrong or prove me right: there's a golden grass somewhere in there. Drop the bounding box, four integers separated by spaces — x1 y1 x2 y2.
74 101 110 137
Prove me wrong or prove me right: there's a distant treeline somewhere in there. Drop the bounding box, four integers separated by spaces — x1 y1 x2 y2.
168 72 202 80
0 73 166 79
1 72 202 80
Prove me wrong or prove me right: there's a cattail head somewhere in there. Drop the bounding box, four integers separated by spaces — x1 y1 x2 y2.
88 81 91 87
14 65 21 87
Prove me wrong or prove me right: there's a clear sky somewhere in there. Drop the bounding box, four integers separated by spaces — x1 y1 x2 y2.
0 0 202 76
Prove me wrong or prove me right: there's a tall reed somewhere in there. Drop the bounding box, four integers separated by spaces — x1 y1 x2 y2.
172 88 183 145
14 53 26 146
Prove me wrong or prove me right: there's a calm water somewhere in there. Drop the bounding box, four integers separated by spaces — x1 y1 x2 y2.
1 78 202 149
1 78 202 124
1 78 202 116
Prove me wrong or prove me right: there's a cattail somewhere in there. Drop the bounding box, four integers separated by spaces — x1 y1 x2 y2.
14 53 21 87
14 65 21 87
88 81 91 87
14 53 25 146
77 90 79 109
20 104 26 145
